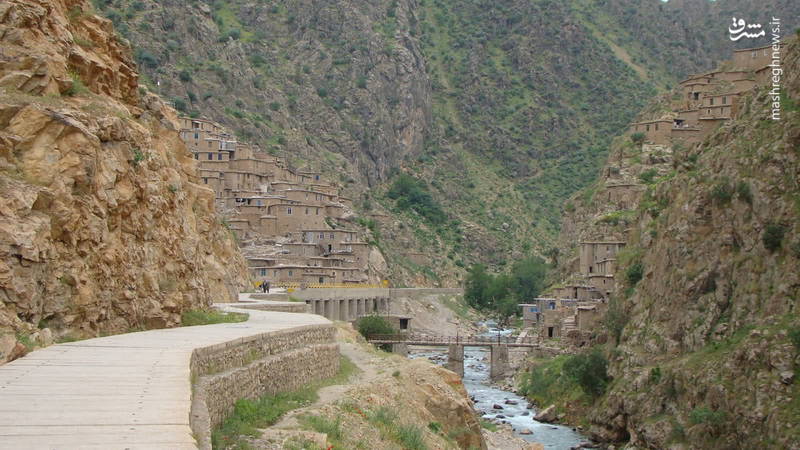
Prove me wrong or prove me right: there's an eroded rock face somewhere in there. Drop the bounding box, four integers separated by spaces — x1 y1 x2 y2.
0 0 249 357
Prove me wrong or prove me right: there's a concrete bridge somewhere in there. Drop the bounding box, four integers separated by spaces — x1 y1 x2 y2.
279 287 462 322
367 333 541 381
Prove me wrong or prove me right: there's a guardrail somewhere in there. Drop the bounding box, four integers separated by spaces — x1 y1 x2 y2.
266 283 386 289
366 333 541 347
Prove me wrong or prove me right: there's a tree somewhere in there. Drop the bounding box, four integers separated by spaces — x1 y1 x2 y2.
509 256 547 300
356 315 396 351
494 294 520 326
563 349 610 397
464 264 491 309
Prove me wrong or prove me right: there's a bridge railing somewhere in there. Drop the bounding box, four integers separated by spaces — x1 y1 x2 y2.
366 333 539 346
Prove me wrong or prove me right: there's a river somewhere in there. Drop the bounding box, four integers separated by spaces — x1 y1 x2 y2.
408 326 586 449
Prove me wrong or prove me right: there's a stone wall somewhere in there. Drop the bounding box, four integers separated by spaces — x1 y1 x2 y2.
189 324 339 449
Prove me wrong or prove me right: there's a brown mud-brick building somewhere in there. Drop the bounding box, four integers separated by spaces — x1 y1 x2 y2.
629 43 784 147
179 117 375 286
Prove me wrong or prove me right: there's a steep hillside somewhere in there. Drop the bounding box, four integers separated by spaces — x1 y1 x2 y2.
581 40 800 448
95 0 799 284
0 0 249 361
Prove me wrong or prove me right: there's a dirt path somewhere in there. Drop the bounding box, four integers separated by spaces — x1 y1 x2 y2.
269 341 391 430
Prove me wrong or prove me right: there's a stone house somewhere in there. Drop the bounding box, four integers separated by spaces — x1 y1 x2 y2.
179 116 374 285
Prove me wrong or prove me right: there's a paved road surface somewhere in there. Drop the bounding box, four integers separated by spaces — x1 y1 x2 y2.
0 295 329 449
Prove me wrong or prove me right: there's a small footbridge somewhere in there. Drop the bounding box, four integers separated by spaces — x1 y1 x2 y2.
367 333 542 380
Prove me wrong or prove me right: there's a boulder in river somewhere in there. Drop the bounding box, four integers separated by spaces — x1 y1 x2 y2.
492 404 504 410
534 405 557 423
504 399 518 405
521 411 530 416
519 429 533 435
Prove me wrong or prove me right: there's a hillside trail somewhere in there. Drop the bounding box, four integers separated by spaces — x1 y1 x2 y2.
268 339 389 430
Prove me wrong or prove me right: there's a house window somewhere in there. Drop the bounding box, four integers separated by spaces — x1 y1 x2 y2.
194 132 199 139
274 270 278 276
710 98 714 105
217 153 223 160
315 208 319 215
548 302 556 310
287 207 292 214
194 153 199 160
288 270 293 276
655 123 658 131
305 208 309 214
693 92 700 100
203 178 208 184
723 96 728 104
208 141 212 147
315 175 320 181
207 153 213 160
260 269 266 276
646 124 650 131
319 233 324 239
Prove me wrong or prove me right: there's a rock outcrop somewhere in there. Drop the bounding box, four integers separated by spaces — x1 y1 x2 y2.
550 39 800 448
0 0 249 361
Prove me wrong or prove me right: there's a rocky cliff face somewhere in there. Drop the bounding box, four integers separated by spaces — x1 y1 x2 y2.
570 40 800 448
0 0 249 362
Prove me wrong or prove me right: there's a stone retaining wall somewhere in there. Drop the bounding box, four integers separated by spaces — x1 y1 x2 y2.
191 325 335 376
190 324 339 449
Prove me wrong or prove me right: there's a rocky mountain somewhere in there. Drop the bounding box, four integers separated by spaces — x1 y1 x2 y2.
0 0 249 362
552 38 800 448
93 0 800 284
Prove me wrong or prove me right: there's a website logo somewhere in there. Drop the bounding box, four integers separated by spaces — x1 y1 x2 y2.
728 17 766 41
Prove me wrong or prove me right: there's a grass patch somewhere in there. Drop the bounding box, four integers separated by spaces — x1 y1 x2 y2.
180 309 248 326
363 406 429 450
479 419 498 432
212 355 358 448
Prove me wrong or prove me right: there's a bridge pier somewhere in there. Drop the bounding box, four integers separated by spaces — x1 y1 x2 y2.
391 343 408 356
447 344 464 378
490 344 510 381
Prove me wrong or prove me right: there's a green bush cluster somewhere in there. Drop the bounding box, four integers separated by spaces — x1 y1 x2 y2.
386 173 446 225
562 349 610 397
763 223 786 252
356 315 396 350
626 261 644 285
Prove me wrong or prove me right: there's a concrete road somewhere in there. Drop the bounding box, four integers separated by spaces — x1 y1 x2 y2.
0 303 330 449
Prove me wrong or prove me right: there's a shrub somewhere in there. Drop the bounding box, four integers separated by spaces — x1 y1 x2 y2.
134 48 158 68
630 132 645 145
562 349 610 397
356 314 396 340
386 173 446 224
218 28 241 42
172 98 187 112
626 261 644 285
316 87 328 98
638 168 658 184
178 70 192 82
711 179 734 204
64 72 88 96
763 223 786 252
269 102 280 111
689 407 727 427
357 75 367 89
605 298 627 345
784 327 800 356
649 366 662 384
736 181 753 204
